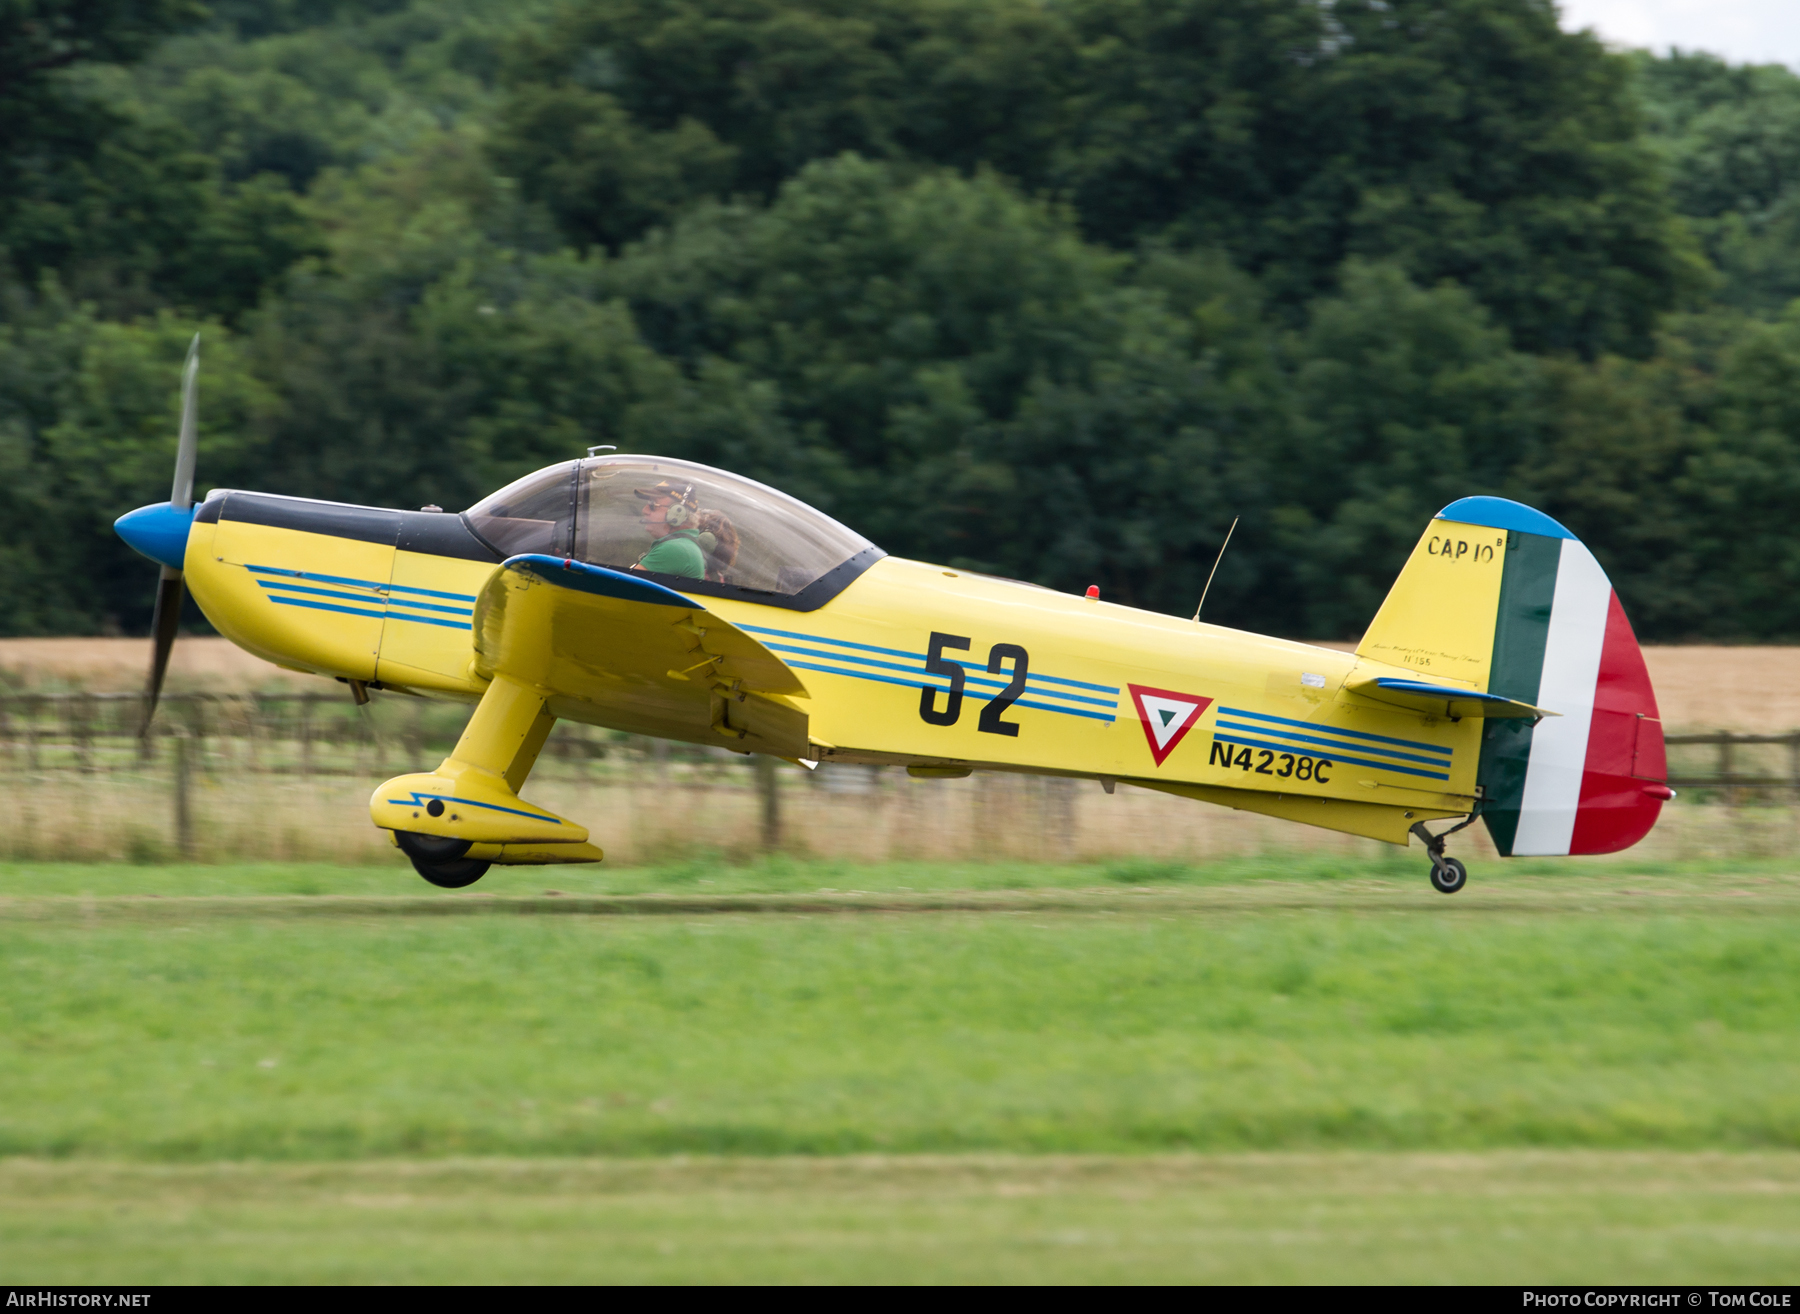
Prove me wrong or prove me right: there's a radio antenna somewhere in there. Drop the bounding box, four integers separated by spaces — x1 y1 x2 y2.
1192 516 1238 624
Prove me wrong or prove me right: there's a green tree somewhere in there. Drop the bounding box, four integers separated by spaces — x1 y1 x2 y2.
0 278 271 633
1693 309 1800 635
1518 344 1719 638
1269 261 1547 636
0 0 1793 642
0 0 200 90
494 0 1076 242
499 0 1692 356
1 0 321 321
235 135 677 512
1634 51 1800 316
594 156 1285 617
1061 0 1697 356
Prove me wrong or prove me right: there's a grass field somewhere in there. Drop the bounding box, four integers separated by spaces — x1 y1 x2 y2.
4 856 1799 1281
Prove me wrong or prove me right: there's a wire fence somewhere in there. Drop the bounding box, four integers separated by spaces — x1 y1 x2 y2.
0 691 784 864
1665 732 1800 796
0 691 674 781
1 693 1781 785
0 692 1788 865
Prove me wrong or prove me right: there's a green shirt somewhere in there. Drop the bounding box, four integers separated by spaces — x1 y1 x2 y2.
637 529 710 579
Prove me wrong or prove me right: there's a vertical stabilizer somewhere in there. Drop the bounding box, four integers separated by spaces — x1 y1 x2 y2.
1357 514 1509 689
1362 496 1669 857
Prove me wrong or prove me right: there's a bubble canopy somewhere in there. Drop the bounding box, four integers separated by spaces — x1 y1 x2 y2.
462 456 883 610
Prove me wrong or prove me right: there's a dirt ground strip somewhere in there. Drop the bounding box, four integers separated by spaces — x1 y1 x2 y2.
5 872 1799 921
4 1152 1798 1283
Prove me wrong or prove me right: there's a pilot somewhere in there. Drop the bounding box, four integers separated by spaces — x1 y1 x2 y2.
632 480 714 579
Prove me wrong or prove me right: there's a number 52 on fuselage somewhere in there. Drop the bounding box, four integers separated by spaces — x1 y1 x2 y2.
115 452 1673 892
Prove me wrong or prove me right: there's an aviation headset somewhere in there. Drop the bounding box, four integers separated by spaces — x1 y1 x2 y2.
663 484 696 528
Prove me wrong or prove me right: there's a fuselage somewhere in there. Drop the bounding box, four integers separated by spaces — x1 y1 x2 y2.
172 486 1479 844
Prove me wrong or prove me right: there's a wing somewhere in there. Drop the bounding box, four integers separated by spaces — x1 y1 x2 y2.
473 554 811 755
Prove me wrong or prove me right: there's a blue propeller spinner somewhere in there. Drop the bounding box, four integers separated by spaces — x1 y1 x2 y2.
114 500 195 572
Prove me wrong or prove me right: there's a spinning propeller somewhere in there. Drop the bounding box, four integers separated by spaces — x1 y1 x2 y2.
114 334 201 735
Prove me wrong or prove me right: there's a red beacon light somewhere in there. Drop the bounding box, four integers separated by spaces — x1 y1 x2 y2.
1085 585 1100 600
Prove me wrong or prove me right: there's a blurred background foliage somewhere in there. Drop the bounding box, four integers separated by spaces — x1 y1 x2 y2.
4 0 1800 638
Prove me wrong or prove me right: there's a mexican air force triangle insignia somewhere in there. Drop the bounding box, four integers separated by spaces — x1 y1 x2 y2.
1128 685 1213 767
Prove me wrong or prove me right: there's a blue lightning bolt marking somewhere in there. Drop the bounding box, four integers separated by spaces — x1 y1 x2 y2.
384 791 563 822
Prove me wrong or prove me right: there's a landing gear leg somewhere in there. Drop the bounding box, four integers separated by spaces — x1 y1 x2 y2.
1411 819 1474 895
371 674 584 889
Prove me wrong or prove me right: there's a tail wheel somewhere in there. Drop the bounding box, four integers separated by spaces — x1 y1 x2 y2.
1429 857 1468 894
396 831 491 889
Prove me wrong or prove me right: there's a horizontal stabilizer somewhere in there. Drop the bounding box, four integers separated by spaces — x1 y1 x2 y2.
1350 676 1551 721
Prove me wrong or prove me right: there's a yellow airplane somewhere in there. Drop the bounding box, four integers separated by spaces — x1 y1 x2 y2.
116 341 1672 893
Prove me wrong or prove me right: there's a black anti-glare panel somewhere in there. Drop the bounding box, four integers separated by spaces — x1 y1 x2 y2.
210 492 500 564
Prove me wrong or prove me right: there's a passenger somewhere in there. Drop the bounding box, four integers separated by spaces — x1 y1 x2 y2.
696 509 740 583
632 481 711 579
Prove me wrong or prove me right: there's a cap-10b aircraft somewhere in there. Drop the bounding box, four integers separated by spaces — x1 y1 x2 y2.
116 340 1672 892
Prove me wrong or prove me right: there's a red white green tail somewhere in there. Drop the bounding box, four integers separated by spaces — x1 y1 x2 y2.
1431 499 1670 855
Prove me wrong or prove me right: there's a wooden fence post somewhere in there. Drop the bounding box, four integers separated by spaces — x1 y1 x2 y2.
1045 775 1077 861
173 729 195 860
755 754 781 851
299 696 314 777
245 695 259 772
136 693 154 763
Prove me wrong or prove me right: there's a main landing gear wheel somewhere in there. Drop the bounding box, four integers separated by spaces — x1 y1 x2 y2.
396 831 490 889
1429 857 1468 895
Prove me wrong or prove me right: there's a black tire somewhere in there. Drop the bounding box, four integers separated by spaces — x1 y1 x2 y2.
396 831 490 889
396 831 471 863
1429 857 1468 894
410 854 490 888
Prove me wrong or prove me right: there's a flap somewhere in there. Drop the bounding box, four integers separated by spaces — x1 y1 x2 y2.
1348 676 1553 721
472 555 809 752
